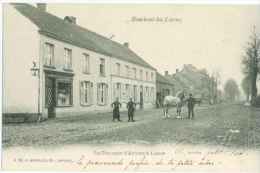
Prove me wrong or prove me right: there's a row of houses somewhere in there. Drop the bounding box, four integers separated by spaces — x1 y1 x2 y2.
3 3 174 122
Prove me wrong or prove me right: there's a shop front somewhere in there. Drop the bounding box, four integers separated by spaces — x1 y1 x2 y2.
44 69 74 118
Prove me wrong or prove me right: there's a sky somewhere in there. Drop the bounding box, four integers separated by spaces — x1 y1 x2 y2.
46 4 260 90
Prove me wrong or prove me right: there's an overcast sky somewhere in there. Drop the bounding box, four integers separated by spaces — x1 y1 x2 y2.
46 4 260 90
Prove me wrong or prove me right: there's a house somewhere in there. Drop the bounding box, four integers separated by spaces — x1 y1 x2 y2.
156 71 175 107
3 3 156 122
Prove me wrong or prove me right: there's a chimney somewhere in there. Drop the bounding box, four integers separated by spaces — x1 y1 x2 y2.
123 42 129 48
64 16 77 24
165 71 169 76
37 3 47 12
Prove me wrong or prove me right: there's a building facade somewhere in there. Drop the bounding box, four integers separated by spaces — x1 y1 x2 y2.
111 57 156 109
3 4 156 122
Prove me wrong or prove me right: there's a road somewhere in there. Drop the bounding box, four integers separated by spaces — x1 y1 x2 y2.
2 103 260 150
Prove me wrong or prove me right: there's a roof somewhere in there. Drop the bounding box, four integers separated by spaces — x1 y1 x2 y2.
12 3 156 70
156 72 174 86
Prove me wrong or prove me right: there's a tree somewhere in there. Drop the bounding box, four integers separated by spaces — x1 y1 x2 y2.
241 75 251 101
242 26 260 104
224 79 240 102
211 70 221 104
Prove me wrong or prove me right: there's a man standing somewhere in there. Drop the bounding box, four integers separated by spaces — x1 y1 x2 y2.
127 98 136 122
187 93 195 119
111 97 122 122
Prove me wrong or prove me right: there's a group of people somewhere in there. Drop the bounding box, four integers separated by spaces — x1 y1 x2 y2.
164 92 197 120
111 93 197 122
176 93 196 119
111 97 136 122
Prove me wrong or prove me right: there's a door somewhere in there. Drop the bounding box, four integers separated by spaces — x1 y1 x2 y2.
140 86 143 109
133 85 137 102
45 77 56 118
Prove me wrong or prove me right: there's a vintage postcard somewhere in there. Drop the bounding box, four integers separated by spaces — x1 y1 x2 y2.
1 1 260 172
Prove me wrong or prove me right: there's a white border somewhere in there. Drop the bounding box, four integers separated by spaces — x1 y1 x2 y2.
0 1 259 173
0 0 260 4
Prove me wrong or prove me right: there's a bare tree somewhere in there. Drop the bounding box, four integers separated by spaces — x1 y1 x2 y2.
242 26 260 104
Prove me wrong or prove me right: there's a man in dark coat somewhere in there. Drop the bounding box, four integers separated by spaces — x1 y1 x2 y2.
187 93 196 119
111 97 122 122
127 98 136 122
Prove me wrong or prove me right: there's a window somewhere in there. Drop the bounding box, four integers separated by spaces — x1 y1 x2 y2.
64 48 72 70
151 72 154 81
140 70 143 80
100 58 105 76
125 84 130 100
133 85 137 102
97 83 108 105
146 71 149 81
44 43 54 66
116 63 120 76
83 54 90 73
114 82 121 100
145 86 149 102
151 87 155 102
125 65 130 77
57 81 72 106
133 68 137 79
80 81 93 105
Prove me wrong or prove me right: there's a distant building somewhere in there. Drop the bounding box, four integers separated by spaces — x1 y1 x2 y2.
3 4 156 122
156 72 175 107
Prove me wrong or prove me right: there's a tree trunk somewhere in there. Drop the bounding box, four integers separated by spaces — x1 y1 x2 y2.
246 93 249 101
250 69 258 104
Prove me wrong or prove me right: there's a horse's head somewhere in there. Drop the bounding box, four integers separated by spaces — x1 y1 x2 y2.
176 90 185 100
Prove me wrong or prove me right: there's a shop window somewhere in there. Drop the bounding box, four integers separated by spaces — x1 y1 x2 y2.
57 81 73 106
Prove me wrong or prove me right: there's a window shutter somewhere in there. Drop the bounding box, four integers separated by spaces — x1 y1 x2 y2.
80 81 84 104
105 84 108 104
119 83 121 101
82 56 85 73
90 82 93 104
87 56 90 73
85 82 89 104
136 86 139 102
97 83 100 104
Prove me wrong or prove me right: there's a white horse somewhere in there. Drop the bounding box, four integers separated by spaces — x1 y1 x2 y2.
163 91 185 119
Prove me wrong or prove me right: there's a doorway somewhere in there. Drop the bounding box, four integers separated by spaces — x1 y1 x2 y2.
45 77 56 118
140 86 143 109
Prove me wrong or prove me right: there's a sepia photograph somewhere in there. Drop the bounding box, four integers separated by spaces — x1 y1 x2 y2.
1 1 260 172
